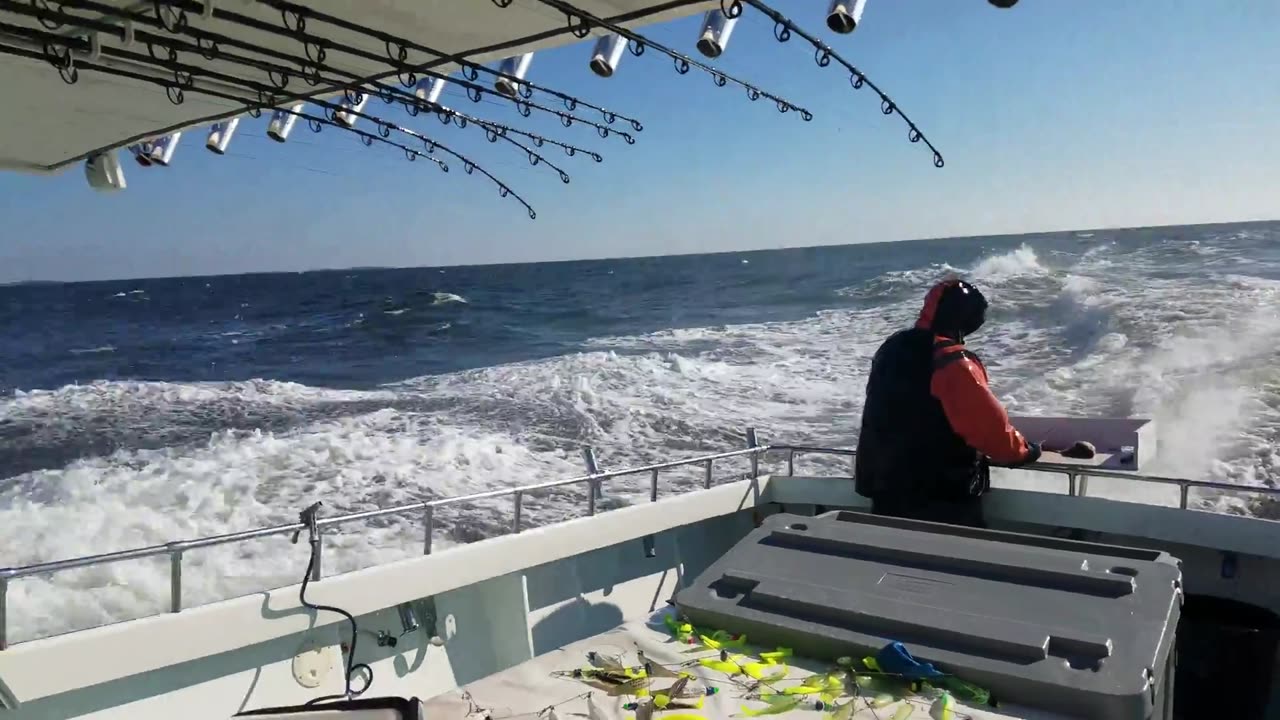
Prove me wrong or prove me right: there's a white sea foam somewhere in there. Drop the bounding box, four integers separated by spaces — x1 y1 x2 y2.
968 243 1047 283
4 379 395 427
3 238 1279 642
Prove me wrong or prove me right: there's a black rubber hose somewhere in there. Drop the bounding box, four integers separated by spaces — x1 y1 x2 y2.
298 542 373 704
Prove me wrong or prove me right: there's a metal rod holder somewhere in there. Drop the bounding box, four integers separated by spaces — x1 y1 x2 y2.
0 577 8 651
311 527 323 582
397 601 420 634
291 501 324 582
650 469 659 502
513 491 524 533
581 446 600 474
587 480 600 516
423 504 435 555
787 449 796 477
169 550 183 613
704 459 713 489
746 427 760 479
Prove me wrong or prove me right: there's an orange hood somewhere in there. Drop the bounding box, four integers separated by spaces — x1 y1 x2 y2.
915 279 960 331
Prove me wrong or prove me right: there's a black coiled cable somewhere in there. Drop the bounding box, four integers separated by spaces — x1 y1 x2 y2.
294 503 373 705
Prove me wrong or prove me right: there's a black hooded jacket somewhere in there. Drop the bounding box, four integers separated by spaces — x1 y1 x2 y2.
855 280 1039 502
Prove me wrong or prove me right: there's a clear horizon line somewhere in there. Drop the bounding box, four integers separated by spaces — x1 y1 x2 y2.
6 216 1277 286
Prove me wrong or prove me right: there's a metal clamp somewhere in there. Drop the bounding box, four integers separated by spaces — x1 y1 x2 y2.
292 501 322 544
292 501 324 581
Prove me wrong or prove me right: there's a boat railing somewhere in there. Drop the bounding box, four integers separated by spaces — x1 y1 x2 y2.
773 444 1269 510
3 430 1279 649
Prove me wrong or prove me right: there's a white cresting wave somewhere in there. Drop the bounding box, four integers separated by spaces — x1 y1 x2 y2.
3 237 1280 642
431 291 468 304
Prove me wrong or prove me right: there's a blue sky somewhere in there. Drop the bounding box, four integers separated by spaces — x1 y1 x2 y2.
2 0 1278 282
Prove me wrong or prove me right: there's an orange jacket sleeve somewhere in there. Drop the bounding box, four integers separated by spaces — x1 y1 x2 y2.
930 352 1035 465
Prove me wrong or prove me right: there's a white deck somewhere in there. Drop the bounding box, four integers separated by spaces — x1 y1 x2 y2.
0 0 715 172
420 610 1069 720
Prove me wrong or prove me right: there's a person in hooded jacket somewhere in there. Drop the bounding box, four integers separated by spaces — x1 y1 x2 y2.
855 278 1041 528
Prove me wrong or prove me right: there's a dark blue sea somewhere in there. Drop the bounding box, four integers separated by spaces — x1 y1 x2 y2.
2 220 1278 641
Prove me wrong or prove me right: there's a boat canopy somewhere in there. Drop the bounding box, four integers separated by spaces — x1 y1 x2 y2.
0 0 946 210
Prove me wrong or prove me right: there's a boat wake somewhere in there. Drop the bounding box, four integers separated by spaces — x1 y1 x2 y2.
2 226 1279 642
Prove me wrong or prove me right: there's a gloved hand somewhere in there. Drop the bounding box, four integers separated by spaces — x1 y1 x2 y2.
875 642 944 681
990 441 1040 468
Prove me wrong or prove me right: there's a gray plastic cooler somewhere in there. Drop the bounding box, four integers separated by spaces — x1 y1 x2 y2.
673 511 1182 720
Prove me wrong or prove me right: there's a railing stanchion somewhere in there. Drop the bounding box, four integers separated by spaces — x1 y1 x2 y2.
1180 484 1190 510
513 491 524 533
1068 473 1077 497
746 428 759 479
704 459 713 489
0 576 9 650
582 446 604 515
787 449 795 477
423 504 434 555
650 469 659 502
169 549 183 613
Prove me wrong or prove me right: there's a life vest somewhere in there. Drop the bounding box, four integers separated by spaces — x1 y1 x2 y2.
854 327 989 501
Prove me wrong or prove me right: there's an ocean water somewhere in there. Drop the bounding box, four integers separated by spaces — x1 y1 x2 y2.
2 220 1279 642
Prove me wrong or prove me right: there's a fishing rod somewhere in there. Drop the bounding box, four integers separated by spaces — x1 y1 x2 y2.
20 0 634 147
250 0 644 131
0 9 487 178
243 0 639 141
728 0 944 168
0 33 446 175
510 0 814 121
5 9 570 185
36 0 610 163
0 26 541 218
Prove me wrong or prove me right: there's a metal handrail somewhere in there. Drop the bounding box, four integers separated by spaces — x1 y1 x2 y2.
0 434 767 649
3 434 1279 649
772 445 1280 509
